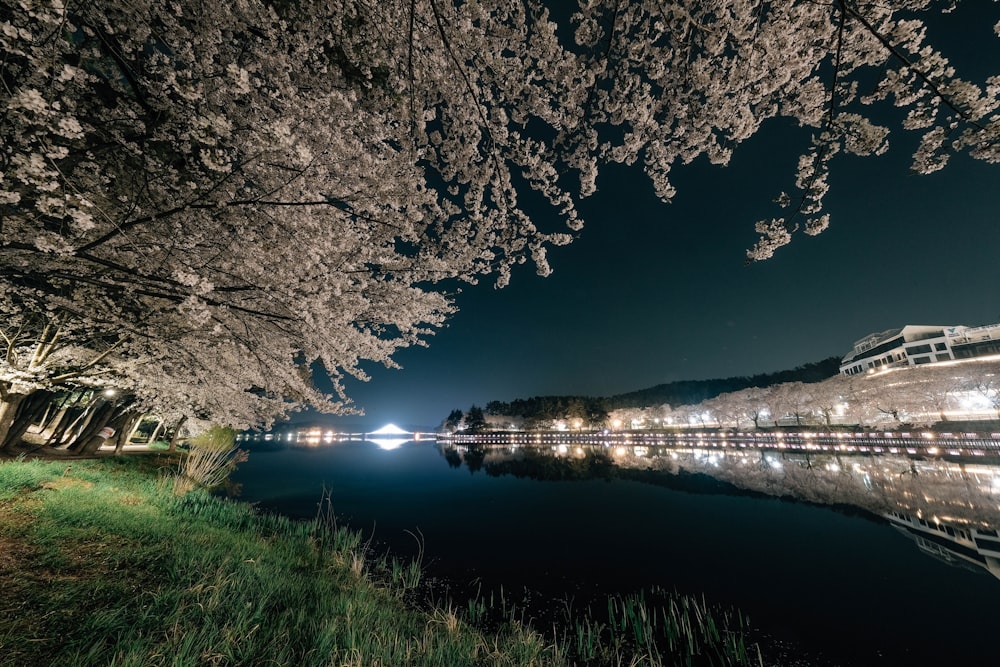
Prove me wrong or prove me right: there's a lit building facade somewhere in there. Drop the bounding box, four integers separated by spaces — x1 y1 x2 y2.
839 322 1000 375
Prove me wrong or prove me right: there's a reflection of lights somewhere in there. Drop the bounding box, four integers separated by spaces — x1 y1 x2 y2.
633 446 648 457
369 437 409 450
557 444 568 455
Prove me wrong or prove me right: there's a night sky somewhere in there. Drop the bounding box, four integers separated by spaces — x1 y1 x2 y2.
318 5 1000 431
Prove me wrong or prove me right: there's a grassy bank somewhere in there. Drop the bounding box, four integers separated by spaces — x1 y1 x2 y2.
0 455 761 666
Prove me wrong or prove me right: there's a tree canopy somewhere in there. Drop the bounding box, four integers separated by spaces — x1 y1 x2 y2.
2 0 998 435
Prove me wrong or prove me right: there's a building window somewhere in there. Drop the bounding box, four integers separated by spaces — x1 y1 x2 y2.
934 342 947 351
907 344 933 355
913 356 931 365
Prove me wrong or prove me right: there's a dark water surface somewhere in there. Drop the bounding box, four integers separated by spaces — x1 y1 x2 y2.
230 436 1000 666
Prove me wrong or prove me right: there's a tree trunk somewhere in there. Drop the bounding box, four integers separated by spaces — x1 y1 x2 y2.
63 395 101 448
72 398 138 455
0 394 27 451
147 418 165 445
168 415 187 452
39 392 74 439
45 401 86 447
114 412 142 455
0 390 55 450
69 401 115 454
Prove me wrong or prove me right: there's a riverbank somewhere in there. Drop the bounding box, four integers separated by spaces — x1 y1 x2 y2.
0 454 761 666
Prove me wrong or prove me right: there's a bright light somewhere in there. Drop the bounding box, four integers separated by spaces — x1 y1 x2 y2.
369 437 408 450
370 423 409 435
103 389 117 397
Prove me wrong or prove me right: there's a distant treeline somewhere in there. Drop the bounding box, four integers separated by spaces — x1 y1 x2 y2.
603 356 842 409
484 396 609 426
483 357 841 422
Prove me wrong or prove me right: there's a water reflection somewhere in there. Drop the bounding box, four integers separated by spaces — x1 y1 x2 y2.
368 437 411 450
440 441 1000 579
231 432 1000 665
238 427 430 450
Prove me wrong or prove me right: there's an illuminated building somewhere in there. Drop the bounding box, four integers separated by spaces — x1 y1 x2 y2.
840 322 1000 375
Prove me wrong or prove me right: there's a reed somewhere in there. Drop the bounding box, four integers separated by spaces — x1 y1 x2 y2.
172 425 248 495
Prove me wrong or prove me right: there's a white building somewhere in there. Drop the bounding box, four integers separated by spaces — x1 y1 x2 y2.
885 512 1000 581
839 322 1000 375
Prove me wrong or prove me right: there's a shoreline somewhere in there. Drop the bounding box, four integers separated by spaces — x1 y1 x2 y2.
0 454 765 666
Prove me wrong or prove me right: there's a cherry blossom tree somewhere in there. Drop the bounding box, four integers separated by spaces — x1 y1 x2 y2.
3 0 998 443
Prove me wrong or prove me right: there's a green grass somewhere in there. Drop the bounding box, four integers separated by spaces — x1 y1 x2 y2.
0 455 761 667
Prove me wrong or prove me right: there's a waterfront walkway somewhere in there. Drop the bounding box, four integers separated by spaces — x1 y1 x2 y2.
440 429 1000 459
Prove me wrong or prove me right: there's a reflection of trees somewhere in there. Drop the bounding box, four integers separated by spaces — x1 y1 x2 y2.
463 446 487 474
438 442 1000 531
438 440 1000 582
437 443 618 481
614 449 1000 530
443 447 463 469
484 451 618 481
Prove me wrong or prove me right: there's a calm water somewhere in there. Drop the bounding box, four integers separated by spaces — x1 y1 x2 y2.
229 434 1000 666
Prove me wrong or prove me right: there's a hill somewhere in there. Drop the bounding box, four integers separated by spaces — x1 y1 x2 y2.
481 357 842 424
604 356 842 409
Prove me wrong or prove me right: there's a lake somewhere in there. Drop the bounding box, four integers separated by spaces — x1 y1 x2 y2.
229 431 1000 666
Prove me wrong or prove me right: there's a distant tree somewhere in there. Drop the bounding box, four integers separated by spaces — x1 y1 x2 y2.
443 409 464 432
484 401 511 416
585 401 610 429
465 405 488 433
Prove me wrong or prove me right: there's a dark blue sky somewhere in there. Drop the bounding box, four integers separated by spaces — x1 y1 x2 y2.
317 5 1000 430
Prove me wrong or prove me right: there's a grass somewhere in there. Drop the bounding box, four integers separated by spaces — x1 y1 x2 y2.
0 454 762 666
